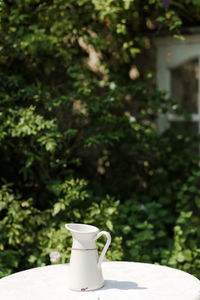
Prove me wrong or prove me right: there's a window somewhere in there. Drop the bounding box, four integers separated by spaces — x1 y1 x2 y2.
156 34 200 134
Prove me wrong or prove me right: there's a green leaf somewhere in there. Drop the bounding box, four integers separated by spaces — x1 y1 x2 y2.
53 203 61 216
106 220 113 231
177 253 185 263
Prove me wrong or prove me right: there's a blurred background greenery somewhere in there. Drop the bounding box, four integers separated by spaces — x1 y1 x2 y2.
1 0 200 279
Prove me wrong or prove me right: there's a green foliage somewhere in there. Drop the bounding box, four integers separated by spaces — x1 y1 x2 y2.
1 0 200 279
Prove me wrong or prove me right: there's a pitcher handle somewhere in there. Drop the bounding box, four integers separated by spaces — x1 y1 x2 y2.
95 231 111 268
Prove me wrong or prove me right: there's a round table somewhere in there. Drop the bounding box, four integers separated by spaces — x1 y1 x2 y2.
0 261 200 300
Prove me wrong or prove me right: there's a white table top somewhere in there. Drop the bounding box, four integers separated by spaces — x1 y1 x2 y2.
1 261 200 300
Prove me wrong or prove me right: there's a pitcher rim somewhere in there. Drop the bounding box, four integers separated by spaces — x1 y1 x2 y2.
65 223 99 234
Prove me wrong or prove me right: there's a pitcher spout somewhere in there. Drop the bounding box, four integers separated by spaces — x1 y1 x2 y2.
65 223 99 234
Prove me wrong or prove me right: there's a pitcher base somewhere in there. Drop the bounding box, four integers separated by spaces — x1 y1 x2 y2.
68 282 104 292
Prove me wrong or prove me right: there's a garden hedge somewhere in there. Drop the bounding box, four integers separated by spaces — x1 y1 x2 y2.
1 0 200 278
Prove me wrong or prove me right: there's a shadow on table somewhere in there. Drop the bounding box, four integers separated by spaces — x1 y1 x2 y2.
102 280 147 290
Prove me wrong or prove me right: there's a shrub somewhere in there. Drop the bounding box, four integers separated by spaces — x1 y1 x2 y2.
1 0 200 279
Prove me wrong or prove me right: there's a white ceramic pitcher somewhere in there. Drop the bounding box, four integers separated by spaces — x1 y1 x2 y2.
65 223 111 291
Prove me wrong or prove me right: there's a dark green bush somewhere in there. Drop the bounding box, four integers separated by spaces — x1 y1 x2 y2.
1 0 200 279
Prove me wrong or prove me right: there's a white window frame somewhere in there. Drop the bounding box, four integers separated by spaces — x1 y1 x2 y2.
156 34 200 133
